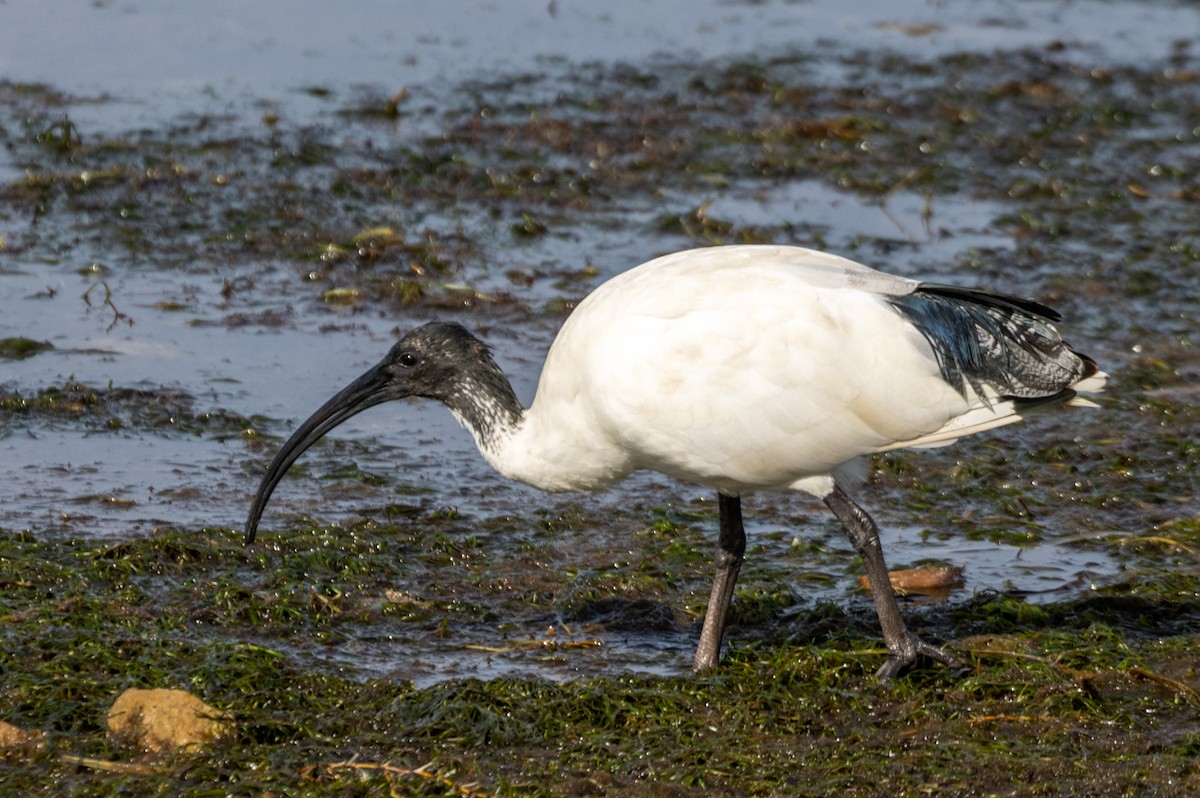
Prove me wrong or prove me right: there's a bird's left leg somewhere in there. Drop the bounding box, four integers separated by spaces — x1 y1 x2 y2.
823 483 958 680
693 492 747 670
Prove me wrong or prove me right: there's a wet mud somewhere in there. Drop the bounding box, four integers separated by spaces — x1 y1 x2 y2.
2 1 1199 795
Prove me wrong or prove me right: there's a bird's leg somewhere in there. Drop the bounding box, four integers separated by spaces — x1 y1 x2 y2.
693 492 747 670
823 483 958 680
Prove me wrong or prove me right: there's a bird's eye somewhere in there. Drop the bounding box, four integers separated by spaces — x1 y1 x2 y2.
398 351 418 368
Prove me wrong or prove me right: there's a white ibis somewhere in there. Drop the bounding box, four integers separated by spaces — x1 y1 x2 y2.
245 244 1104 680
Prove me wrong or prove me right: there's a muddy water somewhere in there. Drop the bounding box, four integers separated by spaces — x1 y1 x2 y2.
3 0 1197 682
0 0 1192 141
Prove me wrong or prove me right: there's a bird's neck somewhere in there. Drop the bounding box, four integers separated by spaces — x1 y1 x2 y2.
444 367 633 493
444 368 526 462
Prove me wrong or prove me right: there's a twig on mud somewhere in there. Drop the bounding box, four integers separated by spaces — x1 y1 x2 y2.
964 714 1060 724
82 280 134 332
326 760 497 798
879 168 923 242
58 754 167 776
1113 534 1198 557
963 646 1097 683
1127 667 1200 706
967 646 1200 706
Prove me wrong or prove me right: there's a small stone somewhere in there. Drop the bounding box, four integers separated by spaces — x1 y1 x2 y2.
107 688 234 754
0 721 45 754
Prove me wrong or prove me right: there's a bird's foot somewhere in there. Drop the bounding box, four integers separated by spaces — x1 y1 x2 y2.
875 635 961 682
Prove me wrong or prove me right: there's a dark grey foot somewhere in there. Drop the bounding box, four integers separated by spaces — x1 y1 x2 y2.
823 483 960 682
876 635 961 681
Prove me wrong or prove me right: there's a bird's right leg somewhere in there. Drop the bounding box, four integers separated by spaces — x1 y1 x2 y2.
823 483 958 680
693 492 746 670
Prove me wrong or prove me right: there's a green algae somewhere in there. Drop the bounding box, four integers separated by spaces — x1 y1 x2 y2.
2 523 1200 796
1 29 1199 798
0 382 261 439
0 336 53 360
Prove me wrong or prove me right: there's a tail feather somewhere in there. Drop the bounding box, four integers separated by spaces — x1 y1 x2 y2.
887 284 1096 402
880 283 1104 452
879 382 1104 452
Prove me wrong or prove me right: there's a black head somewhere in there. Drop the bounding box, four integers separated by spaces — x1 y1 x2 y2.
380 321 500 401
244 322 505 543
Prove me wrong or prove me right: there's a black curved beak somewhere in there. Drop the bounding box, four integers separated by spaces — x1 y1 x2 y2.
245 357 398 544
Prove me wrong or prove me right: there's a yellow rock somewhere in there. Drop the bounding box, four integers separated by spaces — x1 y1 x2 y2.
106 688 234 754
0 720 45 754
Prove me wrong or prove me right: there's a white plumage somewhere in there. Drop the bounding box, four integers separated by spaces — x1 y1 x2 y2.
245 244 1104 679
486 246 1101 494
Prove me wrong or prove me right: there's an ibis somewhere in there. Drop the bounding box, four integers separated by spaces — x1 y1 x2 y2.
245 245 1104 679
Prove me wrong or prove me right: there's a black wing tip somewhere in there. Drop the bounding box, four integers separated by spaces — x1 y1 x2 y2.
1075 350 1101 380
915 283 1063 322
1010 387 1077 409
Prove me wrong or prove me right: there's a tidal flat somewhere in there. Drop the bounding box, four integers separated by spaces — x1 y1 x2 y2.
2 1 1199 795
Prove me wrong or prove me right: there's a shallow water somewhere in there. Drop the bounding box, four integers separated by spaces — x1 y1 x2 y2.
3 0 1196 681
260 520 1116 688
2 1 1192 103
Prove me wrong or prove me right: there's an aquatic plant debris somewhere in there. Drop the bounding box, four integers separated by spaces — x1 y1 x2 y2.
0 337 52 359
0 1 1199 793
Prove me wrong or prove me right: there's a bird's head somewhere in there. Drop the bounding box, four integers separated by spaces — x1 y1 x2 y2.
244 322 506 543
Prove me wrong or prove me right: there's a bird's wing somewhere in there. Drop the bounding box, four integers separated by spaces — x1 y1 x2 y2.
639 244 922 297
536 244 1100 494
573 272 968 491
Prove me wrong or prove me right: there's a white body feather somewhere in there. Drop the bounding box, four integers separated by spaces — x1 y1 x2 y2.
477 245 1102 497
